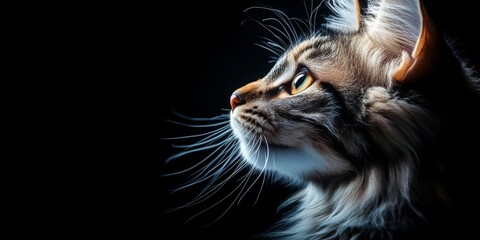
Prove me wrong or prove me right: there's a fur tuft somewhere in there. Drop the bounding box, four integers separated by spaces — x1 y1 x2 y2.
324 0 360 33
364 0 422 54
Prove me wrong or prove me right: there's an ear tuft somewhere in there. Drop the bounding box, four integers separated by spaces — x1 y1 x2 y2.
324 0 362 33
365 0 423 54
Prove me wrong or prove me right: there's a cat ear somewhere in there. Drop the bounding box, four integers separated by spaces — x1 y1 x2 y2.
325 0 362 33
365 0 438 83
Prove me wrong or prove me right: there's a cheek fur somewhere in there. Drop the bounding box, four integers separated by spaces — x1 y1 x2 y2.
230 96 353 179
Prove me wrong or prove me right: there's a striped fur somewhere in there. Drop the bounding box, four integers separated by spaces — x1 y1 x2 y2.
229 0 480 239
168 1 480 239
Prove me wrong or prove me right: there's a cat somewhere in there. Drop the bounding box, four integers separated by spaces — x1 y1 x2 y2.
167 0 480 239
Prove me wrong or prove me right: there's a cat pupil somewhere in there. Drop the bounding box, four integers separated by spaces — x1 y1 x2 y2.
294 74 307 89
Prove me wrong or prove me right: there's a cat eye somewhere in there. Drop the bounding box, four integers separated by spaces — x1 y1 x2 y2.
291 70 315 94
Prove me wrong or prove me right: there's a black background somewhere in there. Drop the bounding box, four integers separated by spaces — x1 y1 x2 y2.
101 1 479 239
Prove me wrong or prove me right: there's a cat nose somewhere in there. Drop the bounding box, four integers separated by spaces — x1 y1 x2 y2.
230 93 245 110
230 81 260 110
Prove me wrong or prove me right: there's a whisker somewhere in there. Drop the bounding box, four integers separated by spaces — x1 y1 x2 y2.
305 0 315 34
189 161 246 207
248 17 288 49
291 17 310 34
183 165 257 225
166 140 228 163
210 171 260 226
247 6 298 45
176 138 244 207
260 37 286 51
255 42 282 58
262 18 293 45
312 0 326 35
271 13 298 44
187 136 238 183
236 135 262 183
164 142 243 213
170 125 231 149
176 159 244 209
303 0 311 30
234 134 262 194
253 135 270 207
237 135 269 206
172 111 230 122
163 134 235 178
161 124 230 140
166 119 230 128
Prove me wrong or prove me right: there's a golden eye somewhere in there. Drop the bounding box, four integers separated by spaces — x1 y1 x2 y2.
291 71 315 94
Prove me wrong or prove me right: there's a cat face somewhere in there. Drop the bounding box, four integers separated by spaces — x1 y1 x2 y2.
230 37 361 179
230 0 435 181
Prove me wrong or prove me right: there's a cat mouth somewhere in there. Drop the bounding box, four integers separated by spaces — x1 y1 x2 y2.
231 116 296 151
235 127 292 151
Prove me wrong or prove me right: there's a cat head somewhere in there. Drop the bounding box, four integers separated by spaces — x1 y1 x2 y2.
230 0 442 182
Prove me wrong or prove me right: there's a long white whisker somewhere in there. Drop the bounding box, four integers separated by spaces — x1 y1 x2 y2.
161 123 229 140
165 134 235 181
252 135 270 207
255 42 282 58
268 6 302 44
172 126 230 151
237 135 271 206
166 140 243 212
166 140 227 163
178 157 244 209
291 17 310 35
187 136 238 183
166 119 229 128
183 162 256 225
248 6 298 45
312 0 326 35
235 135 264 205
183 137 245 205
172 112 230 121
306 0 315 34
260 37 286 51
190 162 244 205
171 125 230 149
262 18 293 45
251 17 288 49
303 0 311 31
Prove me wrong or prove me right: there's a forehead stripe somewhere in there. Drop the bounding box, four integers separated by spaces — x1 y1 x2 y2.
266 41 320 83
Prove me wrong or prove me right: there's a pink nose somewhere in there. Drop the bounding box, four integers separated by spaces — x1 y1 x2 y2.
230 93 244 110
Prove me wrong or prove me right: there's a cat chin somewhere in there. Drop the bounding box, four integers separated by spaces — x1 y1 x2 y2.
230 116 347 179
237 139 341 180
